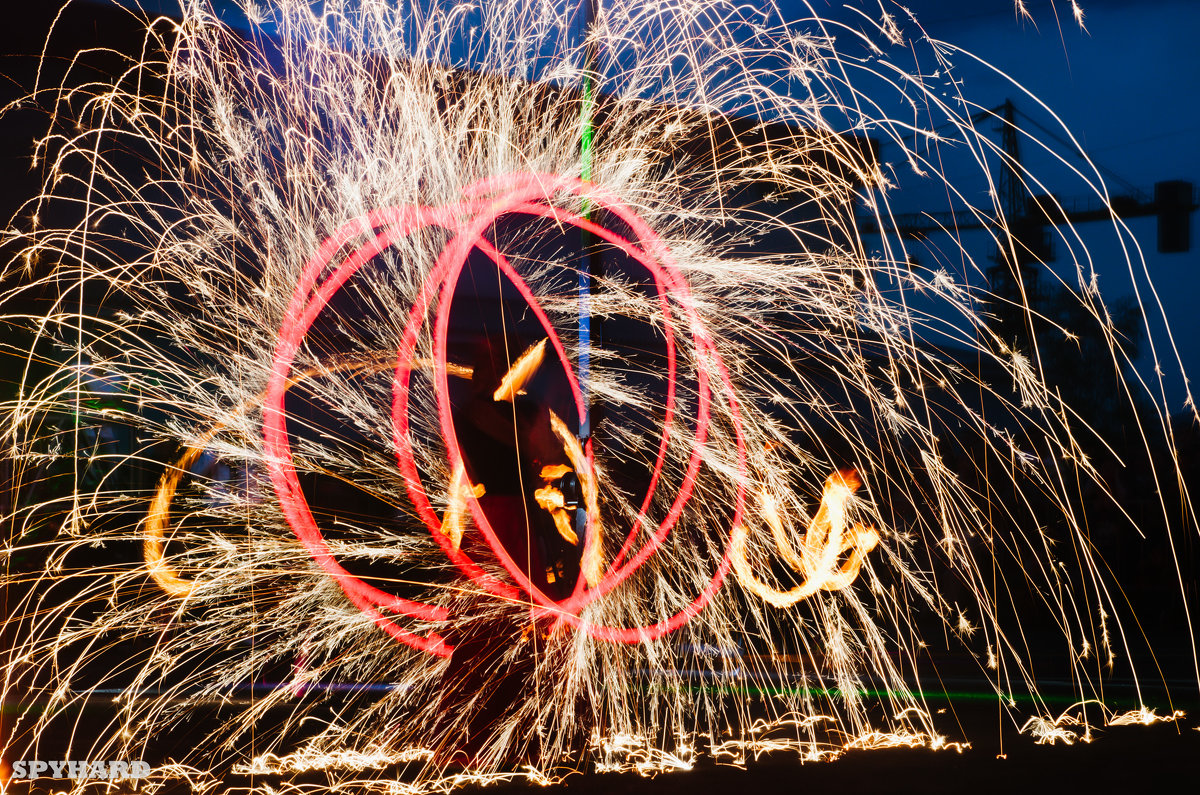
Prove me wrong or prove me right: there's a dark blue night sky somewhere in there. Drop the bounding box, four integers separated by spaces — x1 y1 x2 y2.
798 1 1199 413
876 0 1199 413
20 0 1200 411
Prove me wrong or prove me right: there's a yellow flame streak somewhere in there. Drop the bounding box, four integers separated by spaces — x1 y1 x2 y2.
442 362 475 380
548 410 603 588
534 482 578 546
492 338 547 403
487 336 603 585
149 334 599 591
539 464 573 480
144 354 472 597
439 462 486 551
534 464 579 548
731 469 879 608
144 443 212 598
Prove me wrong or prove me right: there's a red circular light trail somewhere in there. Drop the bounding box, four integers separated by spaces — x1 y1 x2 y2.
262 173 747 656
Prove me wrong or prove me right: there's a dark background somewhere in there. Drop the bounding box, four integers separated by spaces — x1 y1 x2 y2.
1 2 1197 792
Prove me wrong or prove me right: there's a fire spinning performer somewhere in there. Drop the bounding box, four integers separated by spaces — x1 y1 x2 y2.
434 331 588 765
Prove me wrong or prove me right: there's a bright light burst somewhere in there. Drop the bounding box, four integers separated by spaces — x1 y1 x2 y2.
0 0 1195 791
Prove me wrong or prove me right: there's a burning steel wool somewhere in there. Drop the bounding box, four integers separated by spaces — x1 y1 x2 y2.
0 0 1195 791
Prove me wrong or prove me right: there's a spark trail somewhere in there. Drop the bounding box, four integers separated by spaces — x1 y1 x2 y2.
0 1 1195 791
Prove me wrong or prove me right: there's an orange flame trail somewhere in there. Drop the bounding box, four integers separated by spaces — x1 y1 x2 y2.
731 469 879 608
144 354 472 596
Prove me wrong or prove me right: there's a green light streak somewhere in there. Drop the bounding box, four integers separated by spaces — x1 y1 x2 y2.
646 682 1159 707
581 72 594 188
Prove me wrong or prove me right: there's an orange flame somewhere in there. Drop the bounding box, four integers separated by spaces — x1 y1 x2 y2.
144 337 602 601
732 468 879 608
548 411 603 588
439 462 486 551
144 353 471 597
492 339 548 403
490 337 603 586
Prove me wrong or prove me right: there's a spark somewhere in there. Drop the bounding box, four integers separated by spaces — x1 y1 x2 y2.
1071 2 1089 33
0 0 1194 791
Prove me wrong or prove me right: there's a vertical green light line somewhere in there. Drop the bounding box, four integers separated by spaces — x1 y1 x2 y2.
582 69 595 186
578 0 598 440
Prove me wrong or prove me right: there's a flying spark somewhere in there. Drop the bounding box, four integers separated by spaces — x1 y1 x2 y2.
0 1 1194 791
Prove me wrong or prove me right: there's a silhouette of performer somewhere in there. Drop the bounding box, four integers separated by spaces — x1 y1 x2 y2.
433 331 584 766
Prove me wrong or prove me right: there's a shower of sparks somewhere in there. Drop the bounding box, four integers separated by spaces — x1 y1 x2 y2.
0 0 1195 792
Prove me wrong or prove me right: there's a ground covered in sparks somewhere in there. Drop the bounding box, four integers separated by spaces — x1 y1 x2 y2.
3 671 1197 794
